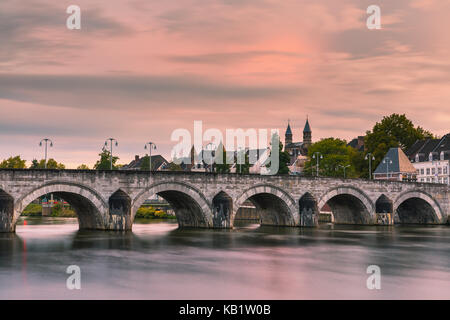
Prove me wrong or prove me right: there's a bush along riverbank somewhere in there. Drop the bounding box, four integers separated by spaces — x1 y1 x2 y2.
21 203 175 219
22 203 77 218
135 206 176 219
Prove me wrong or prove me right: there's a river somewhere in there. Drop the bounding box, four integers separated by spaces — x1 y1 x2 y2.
0 217 449 299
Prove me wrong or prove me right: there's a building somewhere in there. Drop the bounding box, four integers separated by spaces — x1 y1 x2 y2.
373 147 417 181
121 154 169 171
406 133 450 185
347 136 365 152
284 118 312 169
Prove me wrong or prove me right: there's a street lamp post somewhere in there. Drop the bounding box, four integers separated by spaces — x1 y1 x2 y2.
144 142 157 172
39 138 53 169
104 138 118 170
312 152 323 177
383 157 393 180
365 153 375 180
337 164 351 179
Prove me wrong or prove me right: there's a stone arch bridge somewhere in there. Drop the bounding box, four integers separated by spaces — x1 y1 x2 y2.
0 169 448 232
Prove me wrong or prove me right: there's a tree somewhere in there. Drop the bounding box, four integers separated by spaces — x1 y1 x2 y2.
214 143 231 173
266 133 290 175
77 164 90 170
304 138 357 178
167 162 183 171
140 156 151 171
236 150 251 174
28 158 65 169
365 113 434 171
94 149 119 170
0 156 27 169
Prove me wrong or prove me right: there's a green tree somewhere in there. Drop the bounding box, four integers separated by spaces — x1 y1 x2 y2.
77 164 90 170
140 156 151 171
94 149 119 170
28 158 65 169
304 138 357 178
167 162 183 171
266 133 290 175
214 144 231 173
0 156 27 169
236 150 251 174
365 113 434 171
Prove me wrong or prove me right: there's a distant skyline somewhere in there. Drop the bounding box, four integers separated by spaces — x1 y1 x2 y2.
1 0 449 168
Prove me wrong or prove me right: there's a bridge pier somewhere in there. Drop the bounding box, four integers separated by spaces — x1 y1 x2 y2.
108 190 133 231
0 190 15 233
299 193 319 227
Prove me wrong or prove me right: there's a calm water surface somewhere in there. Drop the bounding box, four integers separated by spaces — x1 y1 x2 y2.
0 217 449 299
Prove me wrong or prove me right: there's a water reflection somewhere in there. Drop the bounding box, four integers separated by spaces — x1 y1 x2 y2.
0 217 449 299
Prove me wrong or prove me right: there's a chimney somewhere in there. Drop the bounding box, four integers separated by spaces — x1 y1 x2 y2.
135 155 140 161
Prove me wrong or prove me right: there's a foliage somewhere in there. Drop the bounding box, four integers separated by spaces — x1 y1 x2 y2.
214 143 231 173
28 158 65 169
135 206 176 219
22 203 42 216
266 133 290 175
0 156 27 169
365 113 434 172
167 162 183 171
94 149 119 170
304 138 357 177
236 150 251 174
77 164 90 170
50 203 76 217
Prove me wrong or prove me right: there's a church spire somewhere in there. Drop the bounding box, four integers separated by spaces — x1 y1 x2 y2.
303 117 312 148
285 120 293 145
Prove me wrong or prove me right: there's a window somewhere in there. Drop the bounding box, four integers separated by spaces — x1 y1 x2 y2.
432 168 435 175
438 167 442 174
420 168 424 175
416 154 420 162
426 168 430 175
441 151 445 161
429 153 433 161
444 166 448 174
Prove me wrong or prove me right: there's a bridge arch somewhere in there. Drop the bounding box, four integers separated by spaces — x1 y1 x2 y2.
232 184 298 227
132 182 213 228
14 181 108 230
394 190 443 224
318 186 375 225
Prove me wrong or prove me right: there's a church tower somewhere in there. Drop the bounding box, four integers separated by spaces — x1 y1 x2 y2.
303 117 312 148
285 120 293 145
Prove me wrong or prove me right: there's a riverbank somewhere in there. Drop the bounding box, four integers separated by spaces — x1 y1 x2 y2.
21 203 175 219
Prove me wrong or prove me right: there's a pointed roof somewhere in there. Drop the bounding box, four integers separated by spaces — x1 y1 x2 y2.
374 147 416 174
303 118 311 133
285 121 292 135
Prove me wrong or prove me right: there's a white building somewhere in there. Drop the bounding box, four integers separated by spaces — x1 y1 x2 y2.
406 133 450 185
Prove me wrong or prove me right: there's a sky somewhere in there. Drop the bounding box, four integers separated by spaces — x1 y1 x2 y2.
0 0 449 168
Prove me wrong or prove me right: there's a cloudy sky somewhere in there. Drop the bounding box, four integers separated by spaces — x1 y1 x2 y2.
0 0 449 168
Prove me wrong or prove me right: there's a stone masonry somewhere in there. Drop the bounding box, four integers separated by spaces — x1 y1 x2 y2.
0 169 448 232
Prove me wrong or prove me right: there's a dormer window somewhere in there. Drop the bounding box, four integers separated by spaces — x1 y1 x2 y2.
441 151 445 161
429 153 433 161
415 154 419 162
